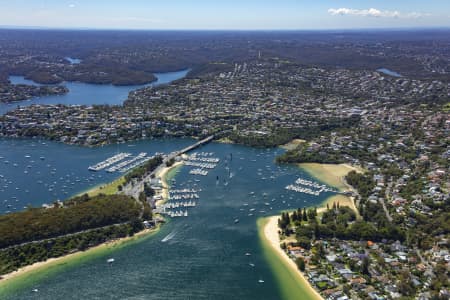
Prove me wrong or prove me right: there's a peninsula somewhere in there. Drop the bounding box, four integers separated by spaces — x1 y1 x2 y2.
0 154 181 285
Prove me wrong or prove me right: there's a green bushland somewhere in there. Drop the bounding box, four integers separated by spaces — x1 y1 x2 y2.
0 222 143 276
0 193 147 276
277 144 344 164
0 194 141 249
124 155 163 185
230 116 360 148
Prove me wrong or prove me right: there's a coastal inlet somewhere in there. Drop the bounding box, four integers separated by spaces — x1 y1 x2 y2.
2 140 340 300
0 69 189 115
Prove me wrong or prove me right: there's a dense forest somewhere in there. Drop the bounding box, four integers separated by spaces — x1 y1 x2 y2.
0 194 141 249
0 221 144 276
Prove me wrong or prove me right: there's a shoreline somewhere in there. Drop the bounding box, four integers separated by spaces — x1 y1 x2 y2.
155 161 183 207
0 161 184 293
299 163 361 215
0 226 160 294
258 217 323 300
259 162 360 300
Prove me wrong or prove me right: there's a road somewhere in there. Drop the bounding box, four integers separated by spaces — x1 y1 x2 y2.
382 181 394 222
1 222 130 251
122 135 215 200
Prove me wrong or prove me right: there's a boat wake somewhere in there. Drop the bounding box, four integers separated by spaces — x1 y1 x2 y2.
161 231 177 242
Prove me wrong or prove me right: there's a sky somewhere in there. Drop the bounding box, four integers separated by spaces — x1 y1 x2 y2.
0 0 449 30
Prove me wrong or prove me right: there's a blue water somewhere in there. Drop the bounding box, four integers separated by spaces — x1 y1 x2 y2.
65 57 81 64
377 68 402 77
2 140 332 300
0 69 189 115
0 64 333 299
0 138 194 214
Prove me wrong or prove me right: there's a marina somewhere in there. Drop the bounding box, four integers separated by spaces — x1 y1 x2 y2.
88 153 131 171
106 152 148 173
0 138 194 214
183 152 220 178
285 177 338 196
1 138 332 300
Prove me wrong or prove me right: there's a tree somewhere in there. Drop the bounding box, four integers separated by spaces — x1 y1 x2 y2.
138 191 147 203
361 256 370 275
307 208 316 220
302 208 308 221
295 257 306 272
142 203 152 220
166 158 175 167
297 236 311 250
397 271 416 296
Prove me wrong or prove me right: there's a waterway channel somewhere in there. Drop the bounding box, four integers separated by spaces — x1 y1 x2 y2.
0 69 189 115
1 140 331 300
0 67 331 299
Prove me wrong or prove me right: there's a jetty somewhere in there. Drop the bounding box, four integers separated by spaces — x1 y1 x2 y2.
123 135 215 200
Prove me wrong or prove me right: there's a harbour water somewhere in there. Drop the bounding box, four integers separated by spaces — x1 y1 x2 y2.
376 68 402 77
0 65 333 299
0 69 189 115
65 57 81 64
0 138 194 214
1 140 334 300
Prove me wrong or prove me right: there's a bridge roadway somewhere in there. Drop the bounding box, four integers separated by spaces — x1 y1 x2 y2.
123 135 215 199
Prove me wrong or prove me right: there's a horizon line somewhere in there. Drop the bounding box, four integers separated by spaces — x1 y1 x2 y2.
0 25 449 32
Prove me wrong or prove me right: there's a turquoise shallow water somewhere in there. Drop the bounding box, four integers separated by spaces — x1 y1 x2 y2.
1 141 333 300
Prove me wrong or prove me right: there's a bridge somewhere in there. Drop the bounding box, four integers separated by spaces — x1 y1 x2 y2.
123 135 215 199
170 135 215 158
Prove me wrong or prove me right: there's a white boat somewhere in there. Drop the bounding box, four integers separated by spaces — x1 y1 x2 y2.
107 258 115 263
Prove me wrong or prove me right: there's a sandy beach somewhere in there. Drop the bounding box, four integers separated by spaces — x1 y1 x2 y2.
0 162 181 291
260 216 323 300
0 227 159 292
281 139 306 151
155 161 183 206
258 161 362 300
299 163 360 191
300 163 361 215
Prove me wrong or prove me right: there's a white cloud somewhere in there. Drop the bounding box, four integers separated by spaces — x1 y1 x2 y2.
328 8 429 19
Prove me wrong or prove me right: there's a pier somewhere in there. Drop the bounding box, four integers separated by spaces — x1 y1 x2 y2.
123 135 215 200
